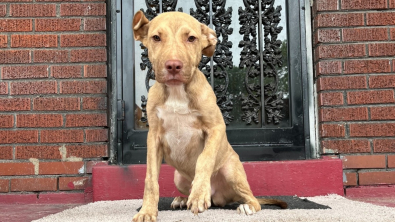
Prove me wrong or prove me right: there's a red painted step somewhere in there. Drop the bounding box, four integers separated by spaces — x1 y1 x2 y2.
92 159 343 201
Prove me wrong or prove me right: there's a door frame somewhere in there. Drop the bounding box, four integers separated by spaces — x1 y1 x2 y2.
107 0 318 164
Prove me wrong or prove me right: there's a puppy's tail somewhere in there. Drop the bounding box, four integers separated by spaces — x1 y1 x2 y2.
257 198 288 209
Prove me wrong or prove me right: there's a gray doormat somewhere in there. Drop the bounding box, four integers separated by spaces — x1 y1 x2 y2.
33 195 395 222
139 196 330 211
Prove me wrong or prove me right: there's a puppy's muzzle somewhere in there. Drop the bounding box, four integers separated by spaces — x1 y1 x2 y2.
165 60 183 75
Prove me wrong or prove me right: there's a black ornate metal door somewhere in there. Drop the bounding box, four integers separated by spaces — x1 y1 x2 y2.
117 0 310 164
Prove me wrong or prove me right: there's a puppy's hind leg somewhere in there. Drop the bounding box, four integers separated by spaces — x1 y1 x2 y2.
221 150 286 215
170 170 191 209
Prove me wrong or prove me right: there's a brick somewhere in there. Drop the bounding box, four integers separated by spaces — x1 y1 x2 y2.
34 50 68 63
0 19 32 32
85 129 108 142
11 34 57 48
318 92 344 106
341 0 387 10
316 61 342 75
0 50 30 64
317 76 367 91
342 28 388 42
373 139 395 152
84 18 106 31
359 171 395 185
16 145 61 159
60 80 107 94
2 65 48 79
369 43 395 57
33 97 79 111
41 129 84 143
344 172 357 186
314 0 338 11
51 65 82 79
0 35 7 47
392 28 395 40
0 130 38 143
59 177 89 190
66 144 107 158
0 179 9 193
61 34 106 47
320 124 345 138
86 161 107 174
315 13 364 28
391 0 395 8
10 81 57 95
0 115 14 128
344 60 391 74
36 18 81 31
322 140 370 153
0 98 30 111
17 114 63 128
39 161 84 175
0 82 7 95
389 155 395 168
83 97 107 110
371 106 395 120
11 178 57 192
320 107 368 122
0 146 13 159
347 90 395 105
0 5 5 17
66 113 107 127
10 4 56 17
367 12 395 26
61 3 106 16
341 155 386 169
0 162 34 176
84 65 107 78
315 44 365 60
70 49 106 62
350 123 395 137
315 29 340 44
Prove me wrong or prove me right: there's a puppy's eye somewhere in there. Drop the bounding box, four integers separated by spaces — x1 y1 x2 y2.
152 35 161 42
187 36 196 42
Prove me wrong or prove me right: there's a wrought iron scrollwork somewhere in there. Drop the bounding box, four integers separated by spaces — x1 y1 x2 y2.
191 0 235 124
261 1 284 124
238 0 284 125
238 0 261 125
162 0 183 12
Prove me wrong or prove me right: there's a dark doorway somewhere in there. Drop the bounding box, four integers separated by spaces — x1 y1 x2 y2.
115 0 311 164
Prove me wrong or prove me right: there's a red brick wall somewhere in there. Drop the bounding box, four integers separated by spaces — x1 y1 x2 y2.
0 0 108 197
314 0 395 187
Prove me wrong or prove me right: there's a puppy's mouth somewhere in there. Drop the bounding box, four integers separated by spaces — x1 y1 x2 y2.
164 73 184 86
166 79 184 86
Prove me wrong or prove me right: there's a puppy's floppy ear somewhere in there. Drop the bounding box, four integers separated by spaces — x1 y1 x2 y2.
133 11 150 42
201 24 217 57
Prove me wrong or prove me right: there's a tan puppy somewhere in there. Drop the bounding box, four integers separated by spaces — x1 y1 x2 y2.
132 11 287 222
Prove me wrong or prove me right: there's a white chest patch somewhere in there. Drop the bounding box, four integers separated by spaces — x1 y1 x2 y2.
156 85 202 161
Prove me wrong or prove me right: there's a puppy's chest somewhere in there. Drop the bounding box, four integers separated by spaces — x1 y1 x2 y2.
156 88 203 159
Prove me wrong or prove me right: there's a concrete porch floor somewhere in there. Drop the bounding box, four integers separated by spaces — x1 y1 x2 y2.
0 197 394 222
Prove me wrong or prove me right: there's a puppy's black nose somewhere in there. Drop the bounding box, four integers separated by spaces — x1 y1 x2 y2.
165 60 183 75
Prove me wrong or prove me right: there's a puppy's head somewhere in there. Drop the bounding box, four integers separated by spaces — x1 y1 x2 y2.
133 11 217 86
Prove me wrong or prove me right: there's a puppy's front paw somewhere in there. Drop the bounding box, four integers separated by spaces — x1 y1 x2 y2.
132 210 158 222
187 183 211 215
